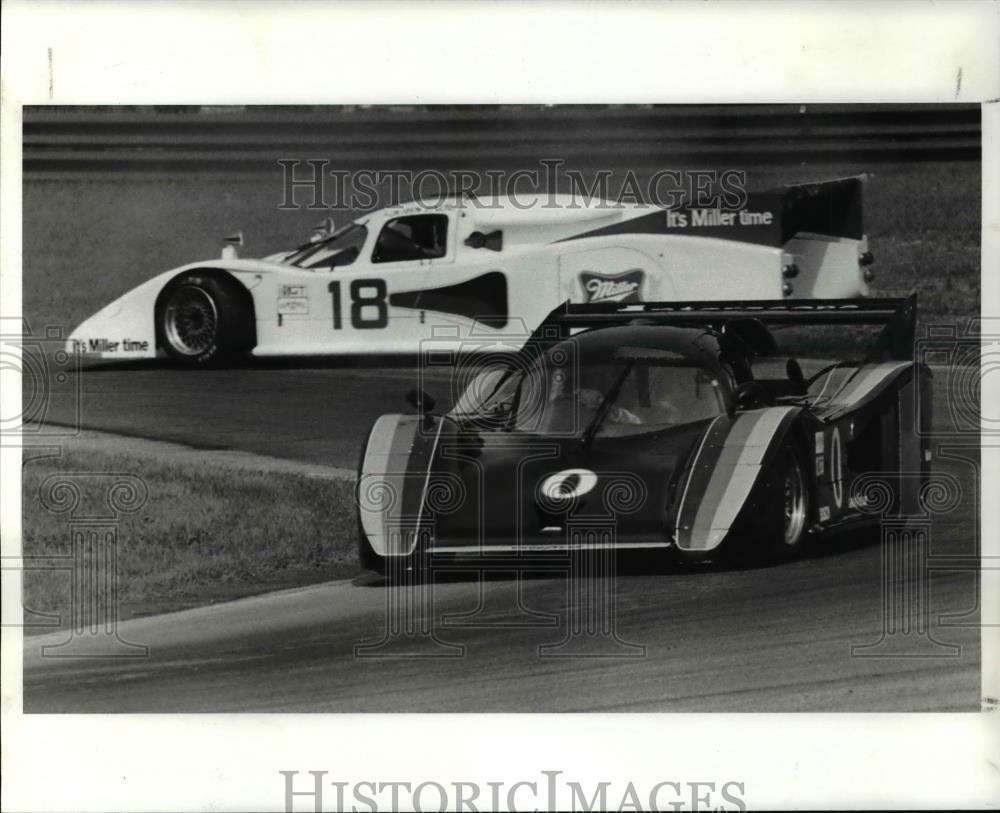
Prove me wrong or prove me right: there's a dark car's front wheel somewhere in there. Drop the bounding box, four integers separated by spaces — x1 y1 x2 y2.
158 274 253 365
357 525 387 576
357 532 433 585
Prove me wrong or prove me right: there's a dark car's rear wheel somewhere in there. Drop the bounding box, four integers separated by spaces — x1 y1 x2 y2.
770 444 810 558
158 274 253 365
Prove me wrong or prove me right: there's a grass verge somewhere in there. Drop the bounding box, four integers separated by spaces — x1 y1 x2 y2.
22 441 358 630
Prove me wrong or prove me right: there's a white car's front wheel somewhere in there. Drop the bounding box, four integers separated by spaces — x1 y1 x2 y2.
157 274 253 365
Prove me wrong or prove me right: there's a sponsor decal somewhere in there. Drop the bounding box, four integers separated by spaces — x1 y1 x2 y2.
70 338 149 353
277 298 309 315
664 208 775 228
561 178 862 248
579 269 645 304
830 426 843 508
819 505 831 522
278 284 310 315
540 468 598 500
848 494 869 510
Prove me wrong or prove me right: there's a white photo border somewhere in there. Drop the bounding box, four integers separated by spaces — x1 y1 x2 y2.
2 1 998 810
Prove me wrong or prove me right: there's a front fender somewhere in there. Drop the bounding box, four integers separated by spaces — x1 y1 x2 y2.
66 271 177 359
357 413 446 558
673 406 802 553
66 259 278 360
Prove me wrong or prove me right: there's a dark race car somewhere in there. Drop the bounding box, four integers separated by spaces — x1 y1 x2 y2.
357 296 929 575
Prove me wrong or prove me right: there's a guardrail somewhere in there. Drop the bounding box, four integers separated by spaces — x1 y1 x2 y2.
23 104 980 172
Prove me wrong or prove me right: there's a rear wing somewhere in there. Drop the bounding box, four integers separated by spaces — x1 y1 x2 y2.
526 295 917 362
775 176 864 243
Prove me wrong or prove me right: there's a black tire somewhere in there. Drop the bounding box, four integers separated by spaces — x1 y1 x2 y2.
722 442 811 564
357 526 430 584
357 524 386 575
157 274 253 365
356 422 384 575
383 552 430 585
767 443 811 559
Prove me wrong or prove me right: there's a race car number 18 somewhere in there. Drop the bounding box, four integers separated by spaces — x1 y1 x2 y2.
328 279 388 330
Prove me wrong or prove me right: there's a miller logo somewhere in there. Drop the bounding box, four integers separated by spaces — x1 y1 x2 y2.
579 269 645 304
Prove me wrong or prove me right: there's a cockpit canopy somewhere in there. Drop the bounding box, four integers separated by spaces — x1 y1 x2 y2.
283 222 369 269
453 325 739 438
280 211 451 270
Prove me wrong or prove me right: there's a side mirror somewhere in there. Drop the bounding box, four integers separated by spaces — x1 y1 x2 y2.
221 230 243 259
310 216 336 242
405 388 436 413
732 381 770 411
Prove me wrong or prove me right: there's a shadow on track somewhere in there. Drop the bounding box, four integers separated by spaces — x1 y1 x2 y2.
349 524 883 589
77 353 499 373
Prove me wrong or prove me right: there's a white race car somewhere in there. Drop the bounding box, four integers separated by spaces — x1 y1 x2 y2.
67 178 875 364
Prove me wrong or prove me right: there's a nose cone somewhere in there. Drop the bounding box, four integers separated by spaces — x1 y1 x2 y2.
66 294 155 360
67 303 118 354
432 420 710 549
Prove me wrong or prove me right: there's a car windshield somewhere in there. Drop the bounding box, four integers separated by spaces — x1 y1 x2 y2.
458 344 727 437
283 223 368 269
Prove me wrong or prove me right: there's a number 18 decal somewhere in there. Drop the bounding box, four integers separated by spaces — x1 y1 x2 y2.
328 279 388 330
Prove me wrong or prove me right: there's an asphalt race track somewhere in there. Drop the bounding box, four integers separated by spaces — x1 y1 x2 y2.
23 362 982 712
34 360 452 469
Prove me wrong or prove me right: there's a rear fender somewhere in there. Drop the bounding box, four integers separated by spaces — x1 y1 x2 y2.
673 406 802 553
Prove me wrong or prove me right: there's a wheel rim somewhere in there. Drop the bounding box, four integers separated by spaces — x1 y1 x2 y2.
163 285 218 356
783 453 807 546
